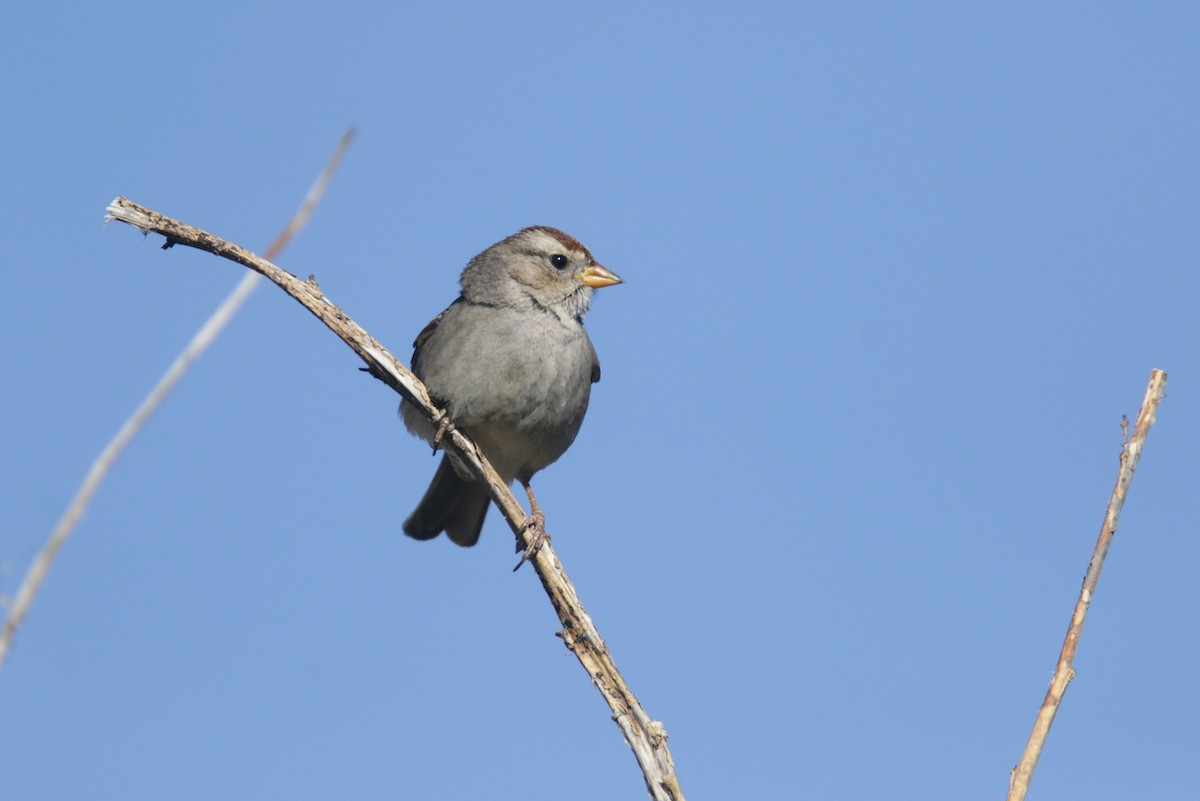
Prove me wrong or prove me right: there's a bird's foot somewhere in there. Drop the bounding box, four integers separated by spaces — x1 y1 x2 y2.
513 479 549 571
513 511 548 571
431 408 456 453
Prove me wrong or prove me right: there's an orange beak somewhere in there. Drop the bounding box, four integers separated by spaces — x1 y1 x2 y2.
578 264 624 288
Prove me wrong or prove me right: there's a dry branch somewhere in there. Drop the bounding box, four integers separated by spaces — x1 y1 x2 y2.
1007 369 1167 801
0 132 354 671
103 197 684 801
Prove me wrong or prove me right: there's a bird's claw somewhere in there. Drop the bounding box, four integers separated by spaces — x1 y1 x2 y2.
431 408 455 453
512 511 548 571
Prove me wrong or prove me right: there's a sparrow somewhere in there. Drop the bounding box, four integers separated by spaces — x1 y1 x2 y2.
400 226 622 546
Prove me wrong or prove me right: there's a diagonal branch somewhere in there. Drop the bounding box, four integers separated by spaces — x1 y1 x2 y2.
103 197 685 801
0 131 354 671
1007 368 1167 801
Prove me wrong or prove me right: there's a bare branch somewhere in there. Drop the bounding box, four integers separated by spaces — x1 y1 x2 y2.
1007 369 1168 801
0 130 354 670
102 198 685 801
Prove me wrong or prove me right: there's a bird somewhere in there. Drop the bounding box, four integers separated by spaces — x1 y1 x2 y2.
400 226 623 547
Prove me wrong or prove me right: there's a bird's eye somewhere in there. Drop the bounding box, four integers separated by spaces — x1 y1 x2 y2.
550 254 569 269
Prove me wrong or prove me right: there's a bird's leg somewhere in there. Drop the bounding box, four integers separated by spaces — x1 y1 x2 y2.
515 479 549 565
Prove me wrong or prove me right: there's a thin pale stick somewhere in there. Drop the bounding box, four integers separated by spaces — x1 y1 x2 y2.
101 197 685 801
0 129 355 669
1007 369 1167 801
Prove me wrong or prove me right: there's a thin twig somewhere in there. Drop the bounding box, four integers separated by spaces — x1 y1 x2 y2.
101 197 685 801
1007 369 1167 801
0 129 355 670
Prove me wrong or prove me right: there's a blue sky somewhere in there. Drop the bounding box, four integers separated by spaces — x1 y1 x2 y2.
3 3 1198 799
